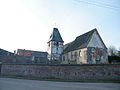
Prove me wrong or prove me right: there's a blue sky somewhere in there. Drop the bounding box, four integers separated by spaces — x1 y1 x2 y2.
0 0 120 52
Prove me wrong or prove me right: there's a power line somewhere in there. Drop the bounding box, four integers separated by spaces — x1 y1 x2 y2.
74 0 120 10
89 0 120 9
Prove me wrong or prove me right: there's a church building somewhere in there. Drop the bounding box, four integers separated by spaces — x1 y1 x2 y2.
47 28 64 64
47 28 108 64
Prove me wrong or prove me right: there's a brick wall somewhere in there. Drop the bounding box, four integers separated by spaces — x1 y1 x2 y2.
1 64 120 80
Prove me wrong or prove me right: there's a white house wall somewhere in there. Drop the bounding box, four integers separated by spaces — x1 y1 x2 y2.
87 31 105 49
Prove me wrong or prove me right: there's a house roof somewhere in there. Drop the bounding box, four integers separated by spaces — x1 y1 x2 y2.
0 48 14 56
32 51 48 57
48 28 64 43
17 49 48 57
63 28 107 54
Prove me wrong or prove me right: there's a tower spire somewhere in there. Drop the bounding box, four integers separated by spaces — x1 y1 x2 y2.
48 28 64 43
54 22 57 27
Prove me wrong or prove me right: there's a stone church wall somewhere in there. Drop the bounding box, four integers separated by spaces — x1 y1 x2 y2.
1 64 120 80
87 47 108 64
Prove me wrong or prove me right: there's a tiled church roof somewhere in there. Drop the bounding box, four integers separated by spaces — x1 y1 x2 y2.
63 28 104 54
48 28 64 43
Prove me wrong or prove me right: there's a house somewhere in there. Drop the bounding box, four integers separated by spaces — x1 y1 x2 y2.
17 49 48 64
47 28 108 64
0 48 14 63
0 48 14 56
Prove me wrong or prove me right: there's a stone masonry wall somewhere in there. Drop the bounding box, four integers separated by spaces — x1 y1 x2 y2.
1 64 120 80
0 64 1 74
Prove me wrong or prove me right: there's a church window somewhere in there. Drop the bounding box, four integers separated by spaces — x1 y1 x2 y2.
74 52 77 61
71 52 73 59
56 47 58 51
84 50 87 60
63 56 65 61
56 47 58 54
67 53 69 60
54 42 56 45
53 42 59 46
79 50 81 56
56 42 59 46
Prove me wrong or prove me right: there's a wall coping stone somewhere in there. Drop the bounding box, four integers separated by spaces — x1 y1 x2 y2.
2 63 120 66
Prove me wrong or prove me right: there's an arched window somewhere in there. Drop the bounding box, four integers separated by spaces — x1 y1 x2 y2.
74 52 77 61
84 50 87 60
63 56 65 61
79 50 81 57
56 42 59 46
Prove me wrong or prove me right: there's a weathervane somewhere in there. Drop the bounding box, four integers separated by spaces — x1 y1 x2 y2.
54 22 57 28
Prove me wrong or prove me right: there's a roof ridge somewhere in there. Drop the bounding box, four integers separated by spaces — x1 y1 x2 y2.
76 28 96 38
17 49 47 53
85 28 97 48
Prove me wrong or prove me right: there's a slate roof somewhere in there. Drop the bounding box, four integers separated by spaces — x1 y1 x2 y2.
63 28 107 54
0 48 14 56
32 51 48 57
48 28 64 43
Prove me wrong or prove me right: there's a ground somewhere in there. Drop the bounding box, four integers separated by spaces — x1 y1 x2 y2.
0 78 120 90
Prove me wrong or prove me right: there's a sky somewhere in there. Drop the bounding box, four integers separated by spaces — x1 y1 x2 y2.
0 0 120 52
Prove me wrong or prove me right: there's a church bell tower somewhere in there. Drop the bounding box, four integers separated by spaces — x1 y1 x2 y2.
47 28 64 63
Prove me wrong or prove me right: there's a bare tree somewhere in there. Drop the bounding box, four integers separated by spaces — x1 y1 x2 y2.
118 47 120 56
108 46 118 56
